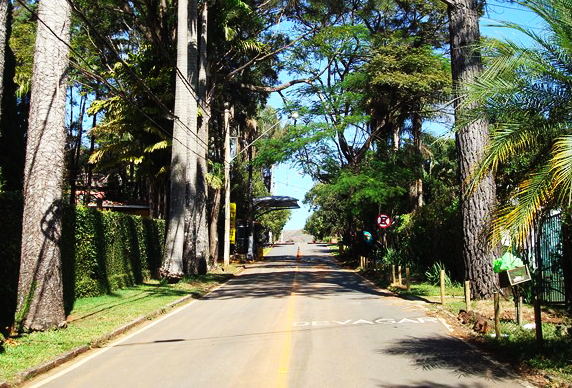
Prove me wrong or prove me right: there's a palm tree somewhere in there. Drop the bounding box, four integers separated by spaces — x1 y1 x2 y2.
16 0 71 331
182 0 209 274
464 0 572 248
162 0 192 280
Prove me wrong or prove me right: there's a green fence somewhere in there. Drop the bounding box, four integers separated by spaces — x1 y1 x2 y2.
522 212 566 304
537 213 566 303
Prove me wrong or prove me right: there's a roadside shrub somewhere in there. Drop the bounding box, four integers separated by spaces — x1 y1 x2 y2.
391 197 463 281
0 197 165 324
424 261 453 287
63 207 165 300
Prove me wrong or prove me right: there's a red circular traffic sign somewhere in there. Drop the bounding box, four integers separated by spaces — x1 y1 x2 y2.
377 214 391 229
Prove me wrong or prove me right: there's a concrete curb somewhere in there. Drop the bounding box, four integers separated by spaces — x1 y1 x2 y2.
1 292 200 387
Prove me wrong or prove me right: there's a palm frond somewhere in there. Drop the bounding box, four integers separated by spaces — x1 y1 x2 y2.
144 140 169 153
551 135 572 206
492 163 555 247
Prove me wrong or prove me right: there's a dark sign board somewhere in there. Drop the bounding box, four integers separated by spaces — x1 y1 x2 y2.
499 265 531 288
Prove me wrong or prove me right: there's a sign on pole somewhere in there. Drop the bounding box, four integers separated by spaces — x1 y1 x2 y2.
377 214 391 229
229 203 236 244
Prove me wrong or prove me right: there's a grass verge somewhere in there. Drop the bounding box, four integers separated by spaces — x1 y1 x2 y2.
388 280 572 386
0 270 238 386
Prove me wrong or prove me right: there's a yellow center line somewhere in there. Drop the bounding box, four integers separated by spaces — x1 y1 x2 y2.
276 262 299 388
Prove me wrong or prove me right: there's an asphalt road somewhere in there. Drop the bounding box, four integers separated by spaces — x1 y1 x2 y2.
27 243 530 388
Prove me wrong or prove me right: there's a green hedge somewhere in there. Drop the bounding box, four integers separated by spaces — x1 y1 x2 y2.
0 196 165 327
61 206 166 305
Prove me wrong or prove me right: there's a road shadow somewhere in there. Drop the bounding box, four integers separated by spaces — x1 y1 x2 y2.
203 255 394 300
377 382 492 388
378 336 515 384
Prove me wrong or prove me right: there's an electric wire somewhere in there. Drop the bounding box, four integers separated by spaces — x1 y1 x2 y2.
14 0 211 162
64 0 210 150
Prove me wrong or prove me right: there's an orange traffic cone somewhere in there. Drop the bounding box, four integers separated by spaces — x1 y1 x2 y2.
296 245 301 260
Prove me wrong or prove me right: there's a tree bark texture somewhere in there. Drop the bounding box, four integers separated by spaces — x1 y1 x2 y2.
412 111 423 209
447 0 497 299
209 186 221 267
195 0 210 272
16 0 70 331
0 0 8 127
183 0 208 274
161 0 190 280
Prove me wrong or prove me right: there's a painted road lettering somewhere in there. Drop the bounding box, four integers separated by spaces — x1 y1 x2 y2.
293 317 439 327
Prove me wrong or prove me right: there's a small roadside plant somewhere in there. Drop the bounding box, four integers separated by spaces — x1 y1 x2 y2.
425 261 452 287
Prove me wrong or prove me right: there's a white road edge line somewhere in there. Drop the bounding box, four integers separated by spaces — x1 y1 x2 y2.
27 280 231 388
438 317 454 332
354 268 455 334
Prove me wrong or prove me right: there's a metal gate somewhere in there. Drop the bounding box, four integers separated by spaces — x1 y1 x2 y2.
536 213 566 303
520 212 566 303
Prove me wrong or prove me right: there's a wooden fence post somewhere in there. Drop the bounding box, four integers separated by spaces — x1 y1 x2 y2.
440 270 445 305
464 281 471 312
494 292 501 339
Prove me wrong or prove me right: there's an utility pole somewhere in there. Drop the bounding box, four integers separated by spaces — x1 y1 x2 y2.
223 103 231 269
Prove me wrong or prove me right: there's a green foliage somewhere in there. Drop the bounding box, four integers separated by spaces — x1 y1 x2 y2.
424 262 453 287
391 195 463 280
0 197 165 326
259 209 291 240
304 151 415 237
10 0 36 97
382 247 402 265
481 321 572 382
463 0 572 247
62 207 165 302
303 211 331 240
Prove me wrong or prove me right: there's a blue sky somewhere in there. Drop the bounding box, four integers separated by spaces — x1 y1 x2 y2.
269 0 542 231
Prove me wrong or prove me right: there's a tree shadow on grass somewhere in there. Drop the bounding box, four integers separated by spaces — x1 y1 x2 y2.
69 286 195 322
378 335 515 384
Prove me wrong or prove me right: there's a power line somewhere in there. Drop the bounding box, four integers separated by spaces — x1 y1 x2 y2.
273 179 312 192
64 0 210 150
487 2 536 14
14 0 211 162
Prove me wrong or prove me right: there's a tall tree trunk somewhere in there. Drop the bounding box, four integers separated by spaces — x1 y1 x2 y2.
85 106 97 205
392 123 401 151
161 0 191 281
446 0 497 299
194 0 209 272
15 0 71 331
201 0 217 268
182 0 208 275
209 186 221 267
0 0 8 127
412 111 423 209
69 94 87 205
